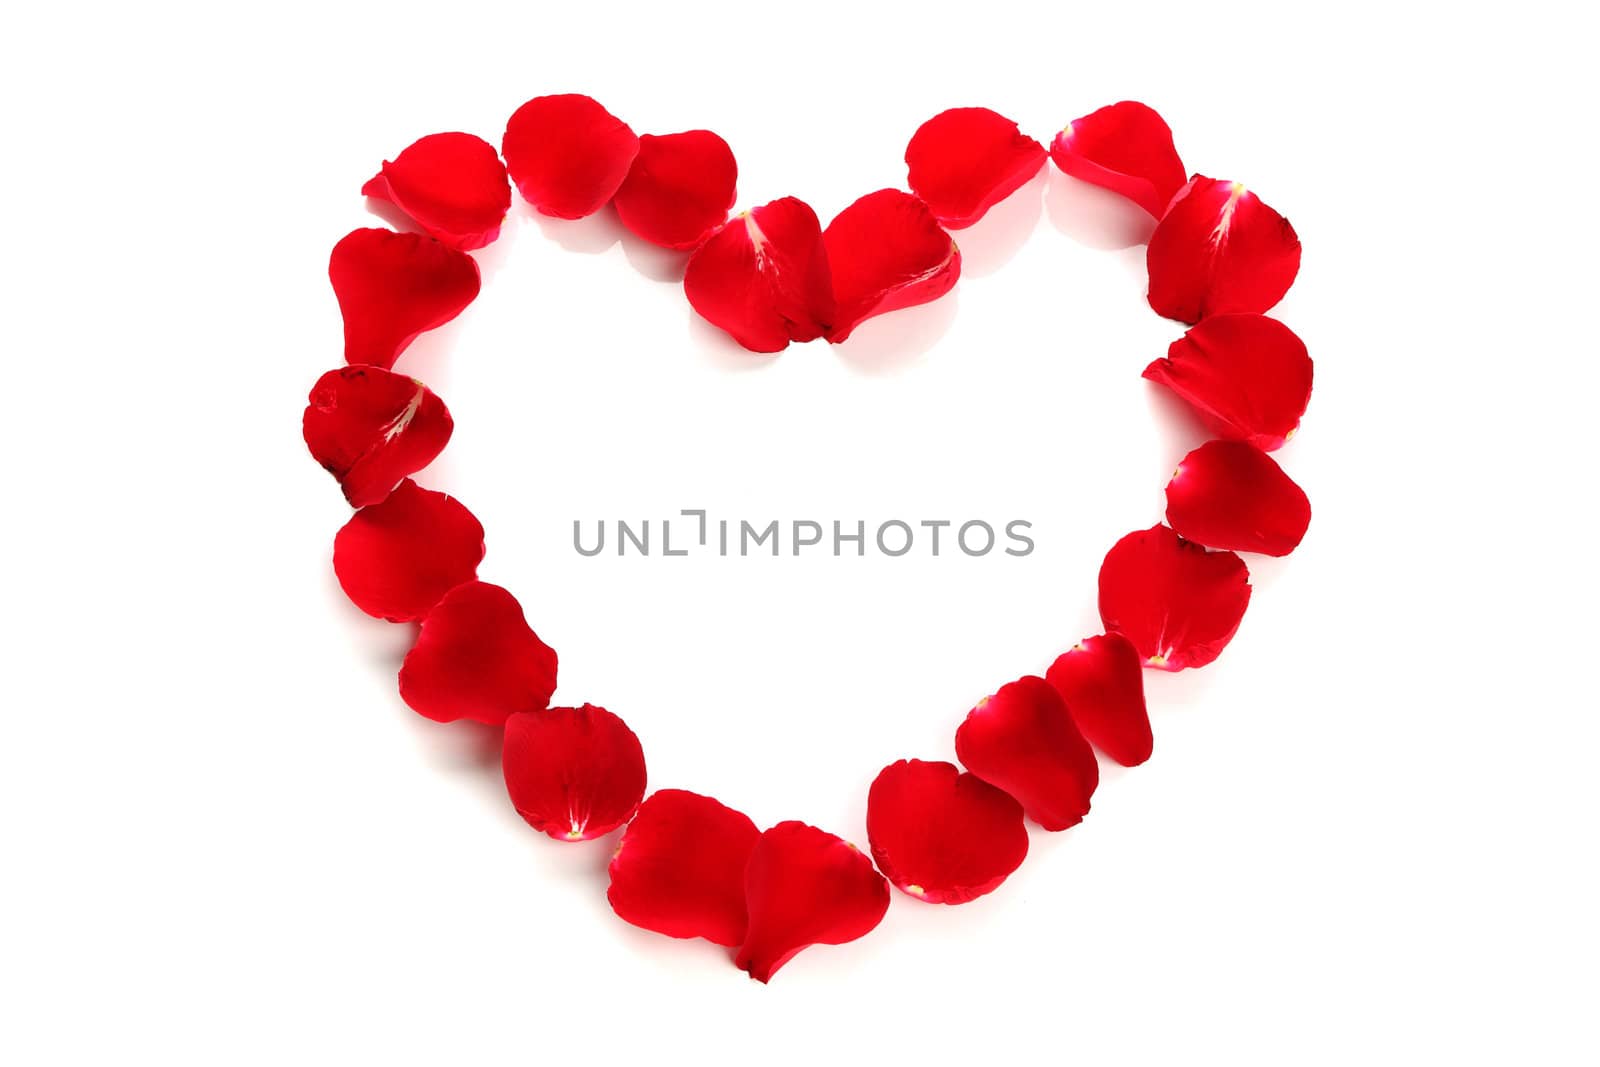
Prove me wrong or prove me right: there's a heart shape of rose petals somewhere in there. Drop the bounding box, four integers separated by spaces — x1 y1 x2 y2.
305 94 1315 982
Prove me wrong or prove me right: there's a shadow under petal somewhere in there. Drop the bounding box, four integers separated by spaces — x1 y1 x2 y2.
618 226 691 283
686 310 782 371
954 168 1047 277
363 197 427 236
531 204 625 255
1045 168 1157 250
832 290 961 376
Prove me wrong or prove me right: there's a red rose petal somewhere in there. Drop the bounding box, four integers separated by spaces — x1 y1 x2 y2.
735 821 890 983
1049 101 1188 219
866 759 1028 904
822 189 961 343
502 94 640 220
1045 633 1152 767
329 228 481 369
361 132 511 250
904 107 1047 229
606 789 760 947
398 581 558 725
682 197 834 352
955 677 1098 831
1143 314 1313 451
1166 440 1311 557
1146 176 1302 323
302 366 453 507
611 130 737 250
502 704 646 842
1098 524 1251 671
332 479 484 622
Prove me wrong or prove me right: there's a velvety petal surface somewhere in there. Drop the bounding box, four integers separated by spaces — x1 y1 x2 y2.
1098 524 1251 671
329 228 480 369
822 189 960 342
332 479 483 622
1166 440 1311 556
1050 101 1187 218
502 94 639 219
1143 314 1313 451
683 197 834 352
955 676 1099 831
302 366 453 507
398 581 558 725
904 107 1047 228
361 132 510 250
866 759 1028 903
1147 176 1301 323
735 821 890 983
612 130 738 249
1046 633 1152 767
503 704 647 842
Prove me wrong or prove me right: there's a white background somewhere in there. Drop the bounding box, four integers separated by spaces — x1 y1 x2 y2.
3 2 1596 1063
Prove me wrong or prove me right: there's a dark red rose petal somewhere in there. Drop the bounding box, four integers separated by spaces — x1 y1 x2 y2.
955 676 1098 831
683 197 834 352
1166 440 1311 557
1045 633 1152 767
866 759 1028 904
735 821 890 983
611 130 737 250
904 107 1047 229
332 479 483 622
1049 101 1188 219
1098 524 1251 671
502 94 639 220
361 132 511 250
398 581 557 725
1147 176 1301 323
822 189 961 343
502 704 646 842
329 228 481 369
606 789 760 947
1143 314 1313 451
302 366 453 507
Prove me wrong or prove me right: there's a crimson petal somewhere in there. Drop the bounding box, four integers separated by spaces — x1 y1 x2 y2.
955 677 1098 831
302 366 453 507
735 821 890 983
1147 176 1301 323
606 789 761 947
612 130 737 250
329 228 480 369
1143 314 1313 451
332 479 483 622
1098 524 1251 671
1045 633 1152 767
502 704 646 841
866 759 1028 904
1049 101 1187 219
361 132 510 250
683 196 834 352
822 189 961 343
1166 440 1311 557
905 107 1047 229
398 581 557 725
502 94 639 220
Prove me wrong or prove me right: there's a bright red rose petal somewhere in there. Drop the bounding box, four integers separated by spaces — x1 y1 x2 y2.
683 196 834 352
302 366 453 507
822 189 961 343
329 228 481 369
1143 314 1313 451
361 132 511 250
1046 633 1152 767
1049 101 1188 219
612 130 737 250
955 676 1098 831
1098 524 1251 671
399 581 557 725
735 821 890 983
332 479 483 622
866 759 1028 904
904 107 1047 229
502 704 646 842
1147 176 1301 323
1166 440 1311 557
502 94 639 220
606 789 760 947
